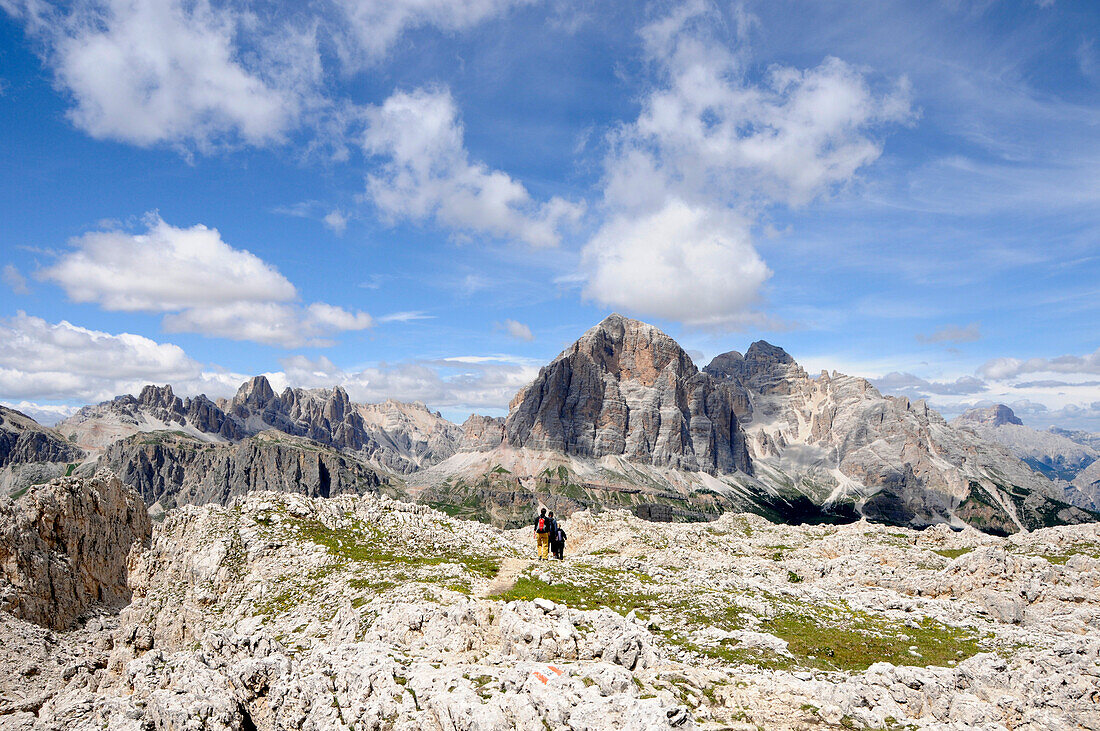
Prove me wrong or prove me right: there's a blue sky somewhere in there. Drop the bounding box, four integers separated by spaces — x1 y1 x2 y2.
1 0 1098 430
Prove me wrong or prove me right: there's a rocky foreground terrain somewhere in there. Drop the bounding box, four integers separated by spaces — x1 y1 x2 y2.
2 474 1098 730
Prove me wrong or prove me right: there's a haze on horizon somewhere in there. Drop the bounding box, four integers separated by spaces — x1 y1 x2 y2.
1 0 1098 431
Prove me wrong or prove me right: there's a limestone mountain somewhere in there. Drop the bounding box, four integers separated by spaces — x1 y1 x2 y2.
56 378 464 476
505 314 751 474
703 347 1096 533
0 404 85 496
5 473 1099 730
953 405 1099 480
416 317 1096 534
98 431 386 514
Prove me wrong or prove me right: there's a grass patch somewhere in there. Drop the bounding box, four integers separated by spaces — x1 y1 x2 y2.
286 515 502 579
761 604 986 671
933 548 974 560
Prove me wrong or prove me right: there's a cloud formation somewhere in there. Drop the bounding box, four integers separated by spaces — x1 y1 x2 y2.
872 371 987 396
39 214 375 347
0 311 199 401
363 87 584 247
280 354 539 413
579 1 913 328
501 319 534 341
979 347 1100 379
2 264 29 294
916 322 981 344
5 0 309 150
2 0 528 151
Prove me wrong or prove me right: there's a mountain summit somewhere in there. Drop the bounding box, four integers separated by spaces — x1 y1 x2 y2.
505 314 751 474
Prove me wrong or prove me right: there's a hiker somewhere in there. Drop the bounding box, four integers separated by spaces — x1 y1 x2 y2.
534 507 551 560
551 522 567 560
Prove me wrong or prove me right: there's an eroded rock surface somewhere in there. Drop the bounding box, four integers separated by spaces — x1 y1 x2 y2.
0 473 150 629
3 487 1099 730
506 314 751 475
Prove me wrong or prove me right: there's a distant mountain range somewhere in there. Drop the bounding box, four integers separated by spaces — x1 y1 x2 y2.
2 314 1097 534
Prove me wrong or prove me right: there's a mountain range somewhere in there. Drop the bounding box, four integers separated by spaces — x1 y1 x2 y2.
2 314 1097 535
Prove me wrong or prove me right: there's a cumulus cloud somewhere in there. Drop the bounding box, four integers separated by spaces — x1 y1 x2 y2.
501 319 534 341
40 213 296 311
331 0 532 68
5 0 309 150
0 311 200 401
280 353 539 412
39 214 375 348
2 264 29 294
3 0 526 151
322 210 349 234
872 371 988 397
978 347 1100 379
362 87 584 248
582 201 770 328
916 322 981 344
580 1 912 328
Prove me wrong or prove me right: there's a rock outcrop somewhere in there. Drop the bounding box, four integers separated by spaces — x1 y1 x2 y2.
0 405 84 469
0 405 86 497
3 490 1098 730
505 314 751 475
0 472 150 629
460 414 506 451
100 430 385 509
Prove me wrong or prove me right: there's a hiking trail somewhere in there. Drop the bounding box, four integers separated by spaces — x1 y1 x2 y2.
478 556 532 598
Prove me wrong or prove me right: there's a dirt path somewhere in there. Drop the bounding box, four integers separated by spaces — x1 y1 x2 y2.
477 556 532 598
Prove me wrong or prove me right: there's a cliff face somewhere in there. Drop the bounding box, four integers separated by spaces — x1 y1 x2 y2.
0 405 84 468
100 431 384 509
0 472 150 629
704 348 1096 533
505 314 751 475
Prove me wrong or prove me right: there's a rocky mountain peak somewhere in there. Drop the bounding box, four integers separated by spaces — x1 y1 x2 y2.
232 375 275 409
137 384 180 411
566 312 698 386
705 340 806 395
745 340 795 365
956 404 1024 428
505 315 750 473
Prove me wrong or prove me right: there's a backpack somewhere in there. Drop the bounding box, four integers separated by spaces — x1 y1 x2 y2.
555 528 565 543
536 517 547 533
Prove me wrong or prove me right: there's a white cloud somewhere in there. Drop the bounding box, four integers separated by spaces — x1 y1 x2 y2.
41 213 296 311
978 348 1100 380
502 319 534 341
2 264 29 294
580 2 912 329
0 311 200 402
363 87 584 248
872 371 987 396
323 210 349 234
3 0 535 152
305 303 374 331
6 0 309 150
330 0 532 68
377 311 434 323
916 322 981 344
280 354 538 412
582 201 770 328
39 213 378 348
162 302 373 348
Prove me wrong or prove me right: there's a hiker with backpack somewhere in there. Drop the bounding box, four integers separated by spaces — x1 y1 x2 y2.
551 520 566 560
534 507 551 560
